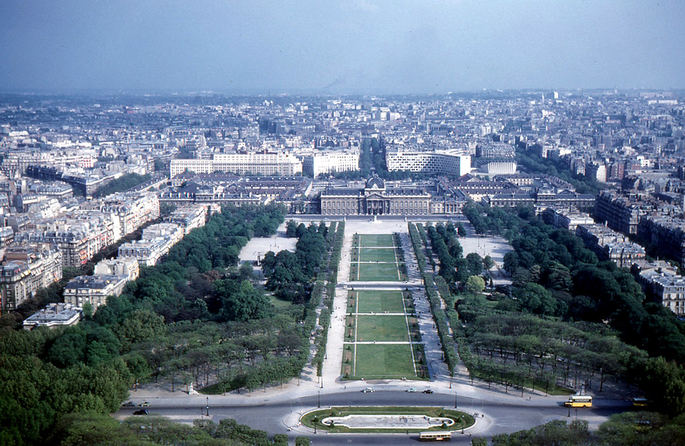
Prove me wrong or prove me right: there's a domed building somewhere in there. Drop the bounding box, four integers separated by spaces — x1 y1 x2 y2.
319 175 431 216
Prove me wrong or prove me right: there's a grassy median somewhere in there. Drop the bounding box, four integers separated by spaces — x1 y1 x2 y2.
301 406 475 433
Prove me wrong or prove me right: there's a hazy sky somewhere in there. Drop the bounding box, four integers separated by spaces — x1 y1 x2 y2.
1 0 684 94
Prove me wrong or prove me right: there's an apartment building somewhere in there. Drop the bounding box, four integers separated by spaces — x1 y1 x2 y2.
594 191 644 235
23 303 82 329
639 268 685 316
0 245 62 312
542 207 595 231
164 205 207 234
576 224 646 268
170 152 303 177
99 192 160 236
93 257 139 282
63 274 128 309
302 150 360 177
638 216 685 265
385 149 471 176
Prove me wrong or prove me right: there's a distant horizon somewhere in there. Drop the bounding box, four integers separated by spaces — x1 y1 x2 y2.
1 86 685 99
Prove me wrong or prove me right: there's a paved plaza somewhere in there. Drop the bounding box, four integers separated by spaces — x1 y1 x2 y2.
238 222 297 263
458 219 513 285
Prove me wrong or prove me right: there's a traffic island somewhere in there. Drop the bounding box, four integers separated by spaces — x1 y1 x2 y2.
301 406 475 433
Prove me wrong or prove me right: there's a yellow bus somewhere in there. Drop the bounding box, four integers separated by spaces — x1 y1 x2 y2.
632 397 648 407
419 431 452 441
564 395 592 408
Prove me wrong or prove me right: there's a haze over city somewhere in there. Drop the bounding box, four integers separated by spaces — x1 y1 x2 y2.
2 2 685 445
2 0 685 93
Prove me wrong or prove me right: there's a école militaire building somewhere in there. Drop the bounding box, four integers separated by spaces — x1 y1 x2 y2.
320 176 432 216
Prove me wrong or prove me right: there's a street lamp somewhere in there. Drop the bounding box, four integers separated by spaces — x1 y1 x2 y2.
206 396 209 417
454 391 458 409
317 390 321 408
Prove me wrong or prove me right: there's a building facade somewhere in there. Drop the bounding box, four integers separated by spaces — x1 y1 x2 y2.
302 150 360 177
385 149 471 177
639 268 685 316
637 216 685 265
320 176 431 216
170 152 303 177
0 245 62 313
23 303 82 329
594 191 643 235
63 275 128 310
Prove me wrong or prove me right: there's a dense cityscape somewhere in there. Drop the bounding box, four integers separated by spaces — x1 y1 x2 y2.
0 90 684 444
2 0 685 445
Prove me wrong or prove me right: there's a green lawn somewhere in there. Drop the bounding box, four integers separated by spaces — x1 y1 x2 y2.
354 290 406 313
356 262 401 281
359 234 394 248
354 344 416 379
356 315 409 341
270 295 293 309
358 247 397 263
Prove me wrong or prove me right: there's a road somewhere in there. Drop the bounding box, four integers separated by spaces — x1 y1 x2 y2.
117 388 630 444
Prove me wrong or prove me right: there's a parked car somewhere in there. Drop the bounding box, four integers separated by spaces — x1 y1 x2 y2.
133 409 149 416
423 389 434 394
406 387 417 393
361 387 375 393
121 401 135 408
141 401 150 407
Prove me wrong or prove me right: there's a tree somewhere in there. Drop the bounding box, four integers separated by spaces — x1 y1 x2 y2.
503 251 520 273
238 262 254 280
217 280 272 322
48 328 86 368
286 220 298 237
483 255 495 271
465 276 485 294
465 253 483 276
82 302 94 319
53 412 132 446
115 309 166 348
513 283 559 316
633 356 685 417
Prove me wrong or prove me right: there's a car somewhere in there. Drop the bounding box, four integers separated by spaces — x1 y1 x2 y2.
423 389 434 394
133 409 149 416
406 387 417 393
121 401 135 408
141 401 150 407
361 387 375 393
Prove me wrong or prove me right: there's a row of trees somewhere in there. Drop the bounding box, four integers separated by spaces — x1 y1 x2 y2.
51 413 311 445
408 223 459 373
0 204 291 444
314 222 345 376
465 201 685 364
92 173 151 198
457 296 647 393
262 222 329 303
426 222 487 290
515 144 604 195
490 413 685 446
462 201 685 416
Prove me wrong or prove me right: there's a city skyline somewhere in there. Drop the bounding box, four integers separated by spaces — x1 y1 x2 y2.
2 0 685 94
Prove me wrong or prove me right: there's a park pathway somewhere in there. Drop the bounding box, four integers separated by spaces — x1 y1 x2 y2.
321 222 353 387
